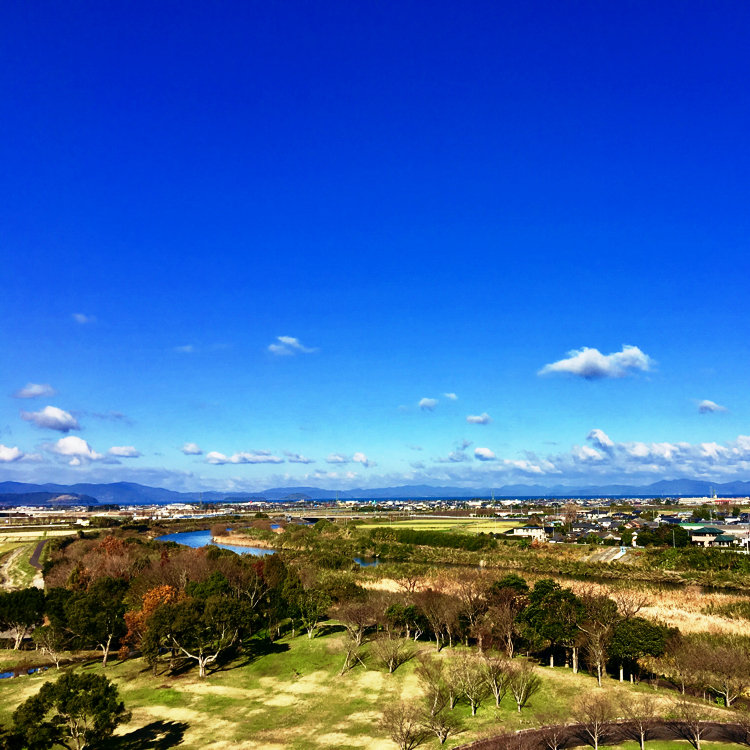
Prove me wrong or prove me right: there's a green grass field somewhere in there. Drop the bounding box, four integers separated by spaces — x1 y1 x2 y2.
0 628 742 750
355 518 521 535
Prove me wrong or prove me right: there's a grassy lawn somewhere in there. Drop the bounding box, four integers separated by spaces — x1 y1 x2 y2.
356 518 521 535
0 629 741 750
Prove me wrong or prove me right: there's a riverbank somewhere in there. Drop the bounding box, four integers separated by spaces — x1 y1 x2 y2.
211 534 279 550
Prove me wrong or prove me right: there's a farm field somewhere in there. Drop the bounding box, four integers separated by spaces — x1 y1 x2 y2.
0 628 740 750
355 518 522 535
0 528 76 543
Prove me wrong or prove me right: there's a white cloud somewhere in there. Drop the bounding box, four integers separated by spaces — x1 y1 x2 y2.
206 450 283 465
50 436 103 465
326 453 350 464
587 428 614 451
108 446 141 458
466 412 492 425
285 452 315 464
698 399 727 414
474 447 496 461
419 398 438 411
181 442 203 455
352 452 373 468
21 405 80 432
174 344 195 354
539 345 653 379
573 445 604 461
14 383 56 399
72 313 95 324
268 336 317 356
0 445 23 462
444 393 458 401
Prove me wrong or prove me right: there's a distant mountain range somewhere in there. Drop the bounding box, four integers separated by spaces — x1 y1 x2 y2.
1 478 749 507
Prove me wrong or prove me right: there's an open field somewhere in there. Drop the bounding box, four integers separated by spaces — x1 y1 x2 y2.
355 518 522 535
0 528 76 543
0 629 740 750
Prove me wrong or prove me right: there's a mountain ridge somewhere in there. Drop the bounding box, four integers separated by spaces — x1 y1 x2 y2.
0 478 749 506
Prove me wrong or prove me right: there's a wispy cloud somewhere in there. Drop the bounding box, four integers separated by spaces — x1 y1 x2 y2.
72 313 96 324
466 412 492 425
419 397 438 411
21 406 80 432
326 453 350 464
174 344 195 354
539 345 653 379
14 383 56 399
108 446 141 458
444 393 458 401
268 336 317 356
181 442 203 455
698 399 728 414
285 452 315 464
206 450 284 465
474 447 496 461
352 452 374 468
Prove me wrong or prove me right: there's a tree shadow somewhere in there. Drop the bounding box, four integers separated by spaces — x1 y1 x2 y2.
315 623 345 637
103 721 189 750
213 639 290 672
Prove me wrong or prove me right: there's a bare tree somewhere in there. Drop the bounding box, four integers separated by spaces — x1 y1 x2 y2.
729 706 750 746
579 595 617 687
420 707 462 745
332 599 376 648
535 712 569 750
507 660 542 713
618 693 660 750
668 699 712 750
372 637 416 674
379 701 428 750
415 653 449 715
701 639 750 708
482 655 510 707
573 693 614 750
612 588 650 620
452 653 490 716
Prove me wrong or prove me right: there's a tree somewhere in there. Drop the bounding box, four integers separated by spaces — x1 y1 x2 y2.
372 637 416 674
700 638 750 708
65 577 128 667
12 672 130 750
415 654 450 716
452 654 490 716
379 701 428 750
520 580 582 667
579 595 618 686
32 624 68 669
0 587 45 650
481 655 509 707
507 660 541 712
144 595 247 678
296 588 331 639
668 699 712 750
618 693 661 750
420 706 462 745
573 693 614 750
609 617 669 682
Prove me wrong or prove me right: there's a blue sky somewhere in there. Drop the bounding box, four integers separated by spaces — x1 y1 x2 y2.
2 1 749 491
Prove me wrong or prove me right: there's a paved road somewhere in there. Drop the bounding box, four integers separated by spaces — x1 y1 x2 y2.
28 539 47 570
